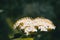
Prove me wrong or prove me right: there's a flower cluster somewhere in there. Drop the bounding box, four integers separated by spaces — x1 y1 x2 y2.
13 17 56 35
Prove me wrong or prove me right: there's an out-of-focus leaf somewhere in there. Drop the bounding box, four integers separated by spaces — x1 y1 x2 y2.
12 38 34 40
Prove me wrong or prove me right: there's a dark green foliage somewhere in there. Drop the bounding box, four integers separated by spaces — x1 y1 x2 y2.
0 0 60 40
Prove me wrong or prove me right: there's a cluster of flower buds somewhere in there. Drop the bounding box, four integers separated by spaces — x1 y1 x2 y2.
13 17 56 35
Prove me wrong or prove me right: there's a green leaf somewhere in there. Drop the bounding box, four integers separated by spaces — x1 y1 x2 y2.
12 38 34 40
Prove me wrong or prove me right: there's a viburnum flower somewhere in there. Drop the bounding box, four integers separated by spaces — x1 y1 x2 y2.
13 17 56 35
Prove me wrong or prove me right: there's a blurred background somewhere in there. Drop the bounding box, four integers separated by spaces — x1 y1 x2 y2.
0 0 60 40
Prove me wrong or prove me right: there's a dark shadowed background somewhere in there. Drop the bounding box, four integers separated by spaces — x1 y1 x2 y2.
0 0 60 40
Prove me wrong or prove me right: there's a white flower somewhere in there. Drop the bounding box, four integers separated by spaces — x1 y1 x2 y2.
13 17 56 35
24 26 37 35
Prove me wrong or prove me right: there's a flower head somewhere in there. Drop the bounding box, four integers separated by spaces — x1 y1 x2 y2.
13 17 56 35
